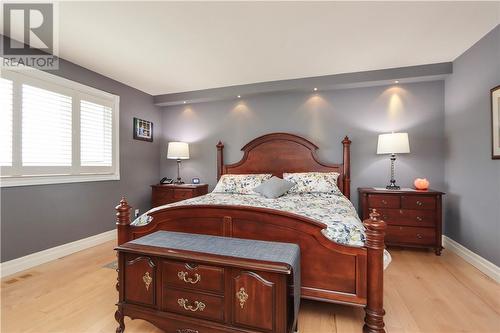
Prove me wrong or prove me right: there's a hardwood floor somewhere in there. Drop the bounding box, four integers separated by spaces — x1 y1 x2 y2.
1 241 499 333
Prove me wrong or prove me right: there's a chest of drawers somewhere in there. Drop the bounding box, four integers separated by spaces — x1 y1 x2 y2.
115 231 299 333
358 188 444 255
151 184 208 208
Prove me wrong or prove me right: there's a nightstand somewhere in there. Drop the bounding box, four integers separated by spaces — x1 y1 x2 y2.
151 183 208 208
358 187 445 255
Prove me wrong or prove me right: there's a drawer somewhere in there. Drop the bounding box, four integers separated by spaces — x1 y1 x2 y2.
368 194 400 208
152 191 173 207
378 209 436 227
174 189 194 200
163 260 224 293
401 195 436 210
386 225 436 245
164 287 224 322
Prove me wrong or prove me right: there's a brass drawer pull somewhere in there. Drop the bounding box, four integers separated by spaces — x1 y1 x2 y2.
143 272 152 291
178 271 201 284
381 200 388 205
236 287 249 308
416 201 423 206
177 298 206 312
416 234 423 239
416 216 423 222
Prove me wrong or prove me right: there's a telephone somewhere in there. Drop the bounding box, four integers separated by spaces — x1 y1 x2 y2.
160 177 174 184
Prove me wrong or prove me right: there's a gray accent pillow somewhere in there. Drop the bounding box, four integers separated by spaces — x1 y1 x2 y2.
253 176 295 199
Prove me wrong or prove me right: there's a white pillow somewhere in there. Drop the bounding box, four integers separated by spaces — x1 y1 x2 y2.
283 172 341 194
213 174 272 194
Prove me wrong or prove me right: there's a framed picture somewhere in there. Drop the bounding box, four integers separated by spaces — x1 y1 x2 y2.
492 86 500 159
133 117 153 142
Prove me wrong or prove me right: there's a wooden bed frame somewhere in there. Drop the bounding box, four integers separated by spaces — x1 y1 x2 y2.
116 133 386 333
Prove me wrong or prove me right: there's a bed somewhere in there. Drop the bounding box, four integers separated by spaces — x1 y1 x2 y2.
115 133 387 333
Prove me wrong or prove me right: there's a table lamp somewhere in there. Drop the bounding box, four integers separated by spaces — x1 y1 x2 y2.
377 132 410 190
167 142 190 184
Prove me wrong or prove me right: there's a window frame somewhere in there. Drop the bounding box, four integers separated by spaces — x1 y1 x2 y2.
0 67 120 187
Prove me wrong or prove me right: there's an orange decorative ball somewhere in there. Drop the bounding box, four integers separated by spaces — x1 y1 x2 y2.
414 178 430 190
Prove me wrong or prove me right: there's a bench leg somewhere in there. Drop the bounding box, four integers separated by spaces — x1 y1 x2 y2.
115 307 125 333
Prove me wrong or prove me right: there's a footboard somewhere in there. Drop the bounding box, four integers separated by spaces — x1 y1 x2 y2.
116 199 384 308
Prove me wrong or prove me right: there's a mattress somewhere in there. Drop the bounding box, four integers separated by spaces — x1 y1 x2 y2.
132 192 392 268
134 192 365 245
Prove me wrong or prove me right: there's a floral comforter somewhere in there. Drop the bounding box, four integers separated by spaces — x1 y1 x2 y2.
132 192 366 247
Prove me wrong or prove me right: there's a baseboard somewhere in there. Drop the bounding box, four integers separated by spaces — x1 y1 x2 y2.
442 235 500 283
0 230 116 278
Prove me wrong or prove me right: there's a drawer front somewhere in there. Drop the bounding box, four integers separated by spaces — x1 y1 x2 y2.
367 194 400 209
174 189 194 200
378 209 436 227
164 288 224 322
163 260 224 293
152 191 173 207
386 225 436 245
124 254 156 307
401 195 436 210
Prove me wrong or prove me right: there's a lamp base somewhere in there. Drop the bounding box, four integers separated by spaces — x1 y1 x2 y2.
174 159 184 185
385 184 400 190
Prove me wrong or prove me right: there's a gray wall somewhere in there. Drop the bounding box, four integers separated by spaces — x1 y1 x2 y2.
161 80 446 209
444 25 500 265
1 59 162 262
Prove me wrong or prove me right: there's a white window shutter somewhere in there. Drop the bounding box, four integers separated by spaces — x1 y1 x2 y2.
21 84 73 166
80 100 113 166
0 78 13 166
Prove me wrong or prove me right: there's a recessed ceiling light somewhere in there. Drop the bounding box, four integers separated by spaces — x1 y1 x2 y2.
183 101 187 104
394 80 399 84
237 95 241 98
313 88 318 91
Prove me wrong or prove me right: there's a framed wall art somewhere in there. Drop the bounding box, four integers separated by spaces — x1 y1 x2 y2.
133 117 153 142
492 85 500 159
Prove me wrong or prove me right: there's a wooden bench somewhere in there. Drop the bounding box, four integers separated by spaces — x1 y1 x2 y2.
115 231 300 333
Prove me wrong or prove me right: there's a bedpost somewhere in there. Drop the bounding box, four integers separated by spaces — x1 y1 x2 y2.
217 141 224 181
342 136 351 199
363 209 386 333
116 197 131 245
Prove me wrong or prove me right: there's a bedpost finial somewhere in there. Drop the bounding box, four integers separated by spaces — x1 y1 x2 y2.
116 197 131 226
342 136 351 145
217 141 224 149
365 208 386 230
370 208 380 220
363 208 386 249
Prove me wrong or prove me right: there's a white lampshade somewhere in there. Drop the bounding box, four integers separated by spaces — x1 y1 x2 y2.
377 133 410 154
167 142 190 159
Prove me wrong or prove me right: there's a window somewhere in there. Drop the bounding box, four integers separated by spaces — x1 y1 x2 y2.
22 84 73 167
80 100 112 167
0 67 119 187
0 78 13 166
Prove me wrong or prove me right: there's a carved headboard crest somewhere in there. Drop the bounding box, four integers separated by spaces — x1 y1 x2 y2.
216 133 351 199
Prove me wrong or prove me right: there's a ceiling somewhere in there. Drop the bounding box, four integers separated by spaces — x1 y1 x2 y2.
5 2 500 95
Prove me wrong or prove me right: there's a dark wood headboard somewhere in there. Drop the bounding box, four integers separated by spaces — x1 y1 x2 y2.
216 133 352 199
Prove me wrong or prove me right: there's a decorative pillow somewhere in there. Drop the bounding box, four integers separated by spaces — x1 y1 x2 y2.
213 174 272 194
283 172 341 194
253 176 295 199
